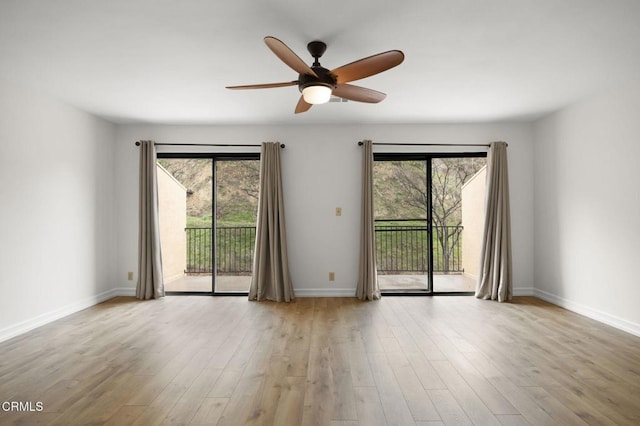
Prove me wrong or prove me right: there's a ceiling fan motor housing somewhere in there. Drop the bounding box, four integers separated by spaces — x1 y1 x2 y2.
298 67 337 92
298 40 337 93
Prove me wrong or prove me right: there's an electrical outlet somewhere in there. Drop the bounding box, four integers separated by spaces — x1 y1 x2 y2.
329 272 335 281
127 271 134 281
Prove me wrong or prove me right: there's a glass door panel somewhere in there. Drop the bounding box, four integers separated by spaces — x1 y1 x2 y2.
431 157 486 293
157 155 260 295
373 159 430 292
214 159 260 293
157 158 213 293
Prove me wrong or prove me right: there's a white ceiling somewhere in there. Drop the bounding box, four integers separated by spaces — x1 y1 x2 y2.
1 0 639 125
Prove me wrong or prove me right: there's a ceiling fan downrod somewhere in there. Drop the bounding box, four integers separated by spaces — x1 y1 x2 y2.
299 40 336 94
307 41 327 67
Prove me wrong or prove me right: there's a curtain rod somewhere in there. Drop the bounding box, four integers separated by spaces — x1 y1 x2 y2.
357 141 501 147
135 141 285 148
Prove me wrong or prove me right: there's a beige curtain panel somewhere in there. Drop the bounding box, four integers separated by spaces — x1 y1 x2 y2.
476 141 513 302
137 140 165 300
249 142 295 302
356 140 381 300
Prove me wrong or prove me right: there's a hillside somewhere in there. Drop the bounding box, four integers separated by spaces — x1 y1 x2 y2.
157 158 259 225
158 156 485 227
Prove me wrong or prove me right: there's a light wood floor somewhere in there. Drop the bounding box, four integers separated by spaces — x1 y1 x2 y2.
1 296 639 425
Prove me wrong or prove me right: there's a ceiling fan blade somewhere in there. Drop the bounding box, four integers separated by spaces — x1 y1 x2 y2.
264 36 318 78
226 81 298 90
295 96 312 114
333 84 386 103
331 50 404 84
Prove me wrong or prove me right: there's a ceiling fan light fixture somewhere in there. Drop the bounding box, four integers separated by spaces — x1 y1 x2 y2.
302 84 332 104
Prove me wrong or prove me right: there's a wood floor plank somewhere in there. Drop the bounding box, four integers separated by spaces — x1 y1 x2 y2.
430 360 501 426
440 351 518 415
488 374 557 425
403 351 447 390
346 329 376 388
271 376 306 426
384 350 441 422
353 386 388 426
542 383 620 426
329 342 358 421
215 375 263 426
57 370 147 424
301 345 334 426
521 386 589 426
104 405 147 426
161 368 223 425
427 389 473 426
368 352 417 425
495 414 530 425
206 368 243 398
189 397 229 425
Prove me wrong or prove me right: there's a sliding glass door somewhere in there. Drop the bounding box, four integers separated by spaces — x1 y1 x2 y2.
156 154 259 295
373 158 431 291
430 156 486 292
214 159 259 293
373 153 486 294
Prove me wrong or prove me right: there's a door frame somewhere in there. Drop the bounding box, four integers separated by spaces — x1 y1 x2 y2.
374 151 487 296
157 152 260 296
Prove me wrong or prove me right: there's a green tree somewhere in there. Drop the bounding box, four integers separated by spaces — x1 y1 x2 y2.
374 157 486 271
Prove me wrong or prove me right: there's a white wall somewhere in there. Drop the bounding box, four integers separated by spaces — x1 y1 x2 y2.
533 79 640 336
461 166 486 281
0 80 116 342
157 163 187 283
116 122 533 296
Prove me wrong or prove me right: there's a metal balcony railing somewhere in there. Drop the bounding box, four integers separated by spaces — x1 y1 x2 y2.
185 220 462 276
185 226 256 274
374 219 463 274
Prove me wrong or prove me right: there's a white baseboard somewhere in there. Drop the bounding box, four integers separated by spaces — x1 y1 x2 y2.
0 288 122 344
294 288 356 297
534 288 640 338
513 287 535 296
112 287 136 297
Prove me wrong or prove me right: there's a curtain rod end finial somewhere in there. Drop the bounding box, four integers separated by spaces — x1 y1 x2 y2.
135 141 141 146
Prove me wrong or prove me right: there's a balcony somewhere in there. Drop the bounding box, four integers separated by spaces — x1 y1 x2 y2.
165 226 255 293
375 219 474 292
164 221 474 293
184 226 255 274
375 220 462 274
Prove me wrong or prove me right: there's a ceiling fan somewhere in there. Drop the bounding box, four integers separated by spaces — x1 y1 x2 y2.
226 36 405 114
